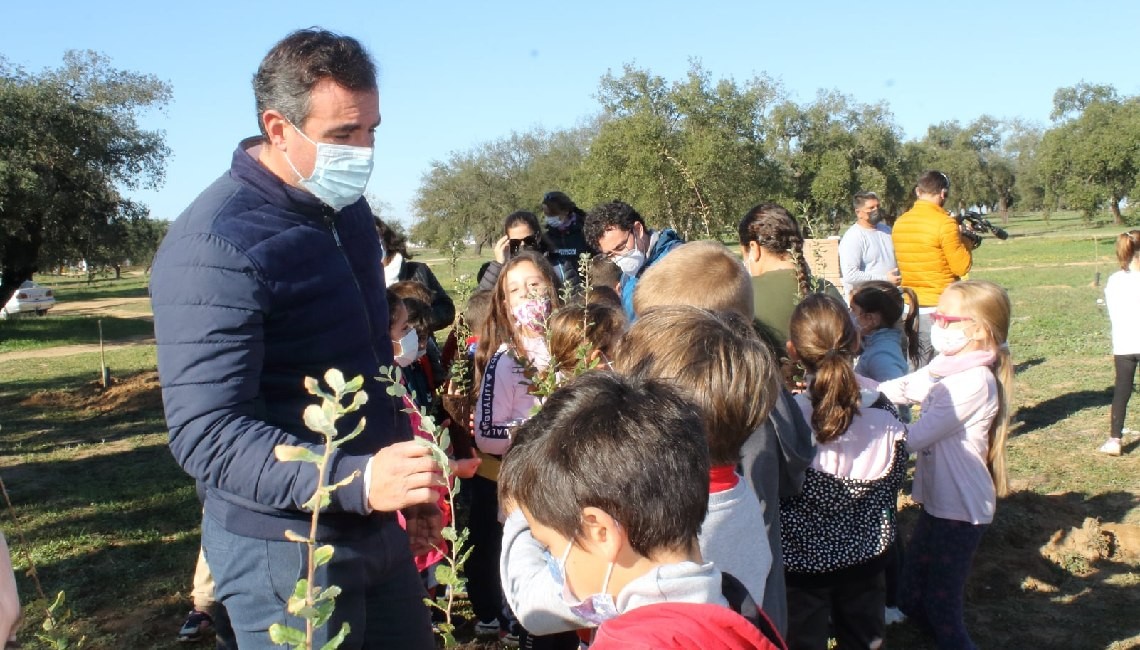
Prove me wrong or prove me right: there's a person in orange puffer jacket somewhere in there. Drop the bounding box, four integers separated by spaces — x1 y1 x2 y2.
892 170 975 367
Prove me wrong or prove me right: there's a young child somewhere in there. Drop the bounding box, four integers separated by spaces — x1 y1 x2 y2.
547 301 627 376
780 294 908 650
875 279 1013 650
389 280 443 407
469 252 564 643
615 306 779 610
737 203 844 355
589 254 624 293
631 239 816 636
849 280 920 382
1100 230 1140 456
387 291 480 586
499 371 786 650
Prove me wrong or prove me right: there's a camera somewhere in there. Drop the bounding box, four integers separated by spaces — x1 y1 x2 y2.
955 211 1009 249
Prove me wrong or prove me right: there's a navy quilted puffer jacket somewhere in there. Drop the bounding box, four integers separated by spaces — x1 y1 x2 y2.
151 138 410 541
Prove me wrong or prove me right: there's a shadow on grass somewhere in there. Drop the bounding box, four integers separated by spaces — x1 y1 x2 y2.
0 372 166 457
887 490 1140 649
1012 389 1113 437
52 283 150 302
1013 357 1045 374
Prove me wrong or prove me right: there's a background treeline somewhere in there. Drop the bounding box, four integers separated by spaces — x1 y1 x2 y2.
1 51 170 305
411 64 1140 252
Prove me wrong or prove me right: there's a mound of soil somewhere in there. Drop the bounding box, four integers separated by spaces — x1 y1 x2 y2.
20 370 162 416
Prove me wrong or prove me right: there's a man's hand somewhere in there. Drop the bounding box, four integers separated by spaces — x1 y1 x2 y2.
887 267 901 286
368 440 444 512
493 235 510 263
403 503 444 557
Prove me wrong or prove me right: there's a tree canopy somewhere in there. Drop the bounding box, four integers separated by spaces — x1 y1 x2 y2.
407 70 1139 249
0 51 170 303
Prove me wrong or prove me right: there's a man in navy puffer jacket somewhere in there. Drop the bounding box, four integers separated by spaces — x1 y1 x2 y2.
151 29 438 649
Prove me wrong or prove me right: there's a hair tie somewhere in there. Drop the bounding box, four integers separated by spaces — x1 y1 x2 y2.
823 348 842 361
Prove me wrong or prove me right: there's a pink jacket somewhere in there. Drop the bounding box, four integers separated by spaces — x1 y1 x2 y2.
876 354 999 525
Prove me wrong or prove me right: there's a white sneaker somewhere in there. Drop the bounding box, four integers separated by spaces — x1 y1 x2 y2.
884 606 907 625
474 619 500 637
1099 438 1122 456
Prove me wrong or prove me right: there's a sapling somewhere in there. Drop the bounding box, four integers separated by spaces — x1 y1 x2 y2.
268 369 367 650
376 366 469 648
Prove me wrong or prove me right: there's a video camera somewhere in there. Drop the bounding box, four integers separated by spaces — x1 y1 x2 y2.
955 211 1009 248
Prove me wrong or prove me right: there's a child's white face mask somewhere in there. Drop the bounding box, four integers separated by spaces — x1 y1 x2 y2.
930 325 970 356
393 329 419 367
545 543 620 625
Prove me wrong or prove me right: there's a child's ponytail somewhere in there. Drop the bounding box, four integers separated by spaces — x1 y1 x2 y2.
988 343 1013 498
1116 230 1140 271
950 280 1014 498
900 286 920 367
790 293 862 444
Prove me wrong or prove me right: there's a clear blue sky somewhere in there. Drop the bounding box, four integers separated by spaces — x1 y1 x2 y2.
3 0 1137 225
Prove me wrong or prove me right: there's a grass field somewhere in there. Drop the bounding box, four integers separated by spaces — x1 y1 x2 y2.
0 210 1137 648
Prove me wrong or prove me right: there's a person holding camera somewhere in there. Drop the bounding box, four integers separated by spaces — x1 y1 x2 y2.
892 170 975 367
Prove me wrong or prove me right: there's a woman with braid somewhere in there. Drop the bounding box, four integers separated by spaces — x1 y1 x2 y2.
738 203 843 370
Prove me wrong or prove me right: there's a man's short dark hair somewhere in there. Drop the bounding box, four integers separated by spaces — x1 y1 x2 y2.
852 191 879 212
916 170 950 196
254 28 378 136
584 201 646 246
498 372 709 557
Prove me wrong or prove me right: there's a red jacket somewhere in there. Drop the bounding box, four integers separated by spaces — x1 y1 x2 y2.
591 603 787 650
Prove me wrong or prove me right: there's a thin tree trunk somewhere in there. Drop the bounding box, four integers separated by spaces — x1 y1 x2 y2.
1110 198 1124 225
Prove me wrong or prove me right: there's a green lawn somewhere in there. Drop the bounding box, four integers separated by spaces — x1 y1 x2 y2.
0 213 1137 648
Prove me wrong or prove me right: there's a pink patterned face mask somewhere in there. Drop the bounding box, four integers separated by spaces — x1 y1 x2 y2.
512 298 550 334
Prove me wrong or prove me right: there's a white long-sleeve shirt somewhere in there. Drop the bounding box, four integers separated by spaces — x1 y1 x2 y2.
877 365 999 525
1105 269 1140 355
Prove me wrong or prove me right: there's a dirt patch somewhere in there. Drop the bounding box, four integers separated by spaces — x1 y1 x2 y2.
51 296 152 320
1040 517 1114 573
20 370 162 416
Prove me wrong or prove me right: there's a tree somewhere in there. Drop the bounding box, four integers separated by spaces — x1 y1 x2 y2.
576 62 785 239
769 91 907 231
411 126 589 252
0 51 170 304
1039 84 1140 224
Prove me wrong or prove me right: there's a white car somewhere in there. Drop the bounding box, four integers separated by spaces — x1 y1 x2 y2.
1 280 56 318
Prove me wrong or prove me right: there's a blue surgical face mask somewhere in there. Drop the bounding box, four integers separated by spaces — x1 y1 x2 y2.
284 123 374 211
545 543 620 626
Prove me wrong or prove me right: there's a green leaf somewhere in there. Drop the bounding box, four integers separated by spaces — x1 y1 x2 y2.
441 526 457 543
316 585 342 602
319 623 351 650
284 530 308 544
343 374 364 394
313 544 335 567
269 623 306 646
312 598 336 628
329 470 361 491
303 404 335 435
325 368 346 394
434 563 456 586
274 444 322 464
339 418 366 446
385 383 406 397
